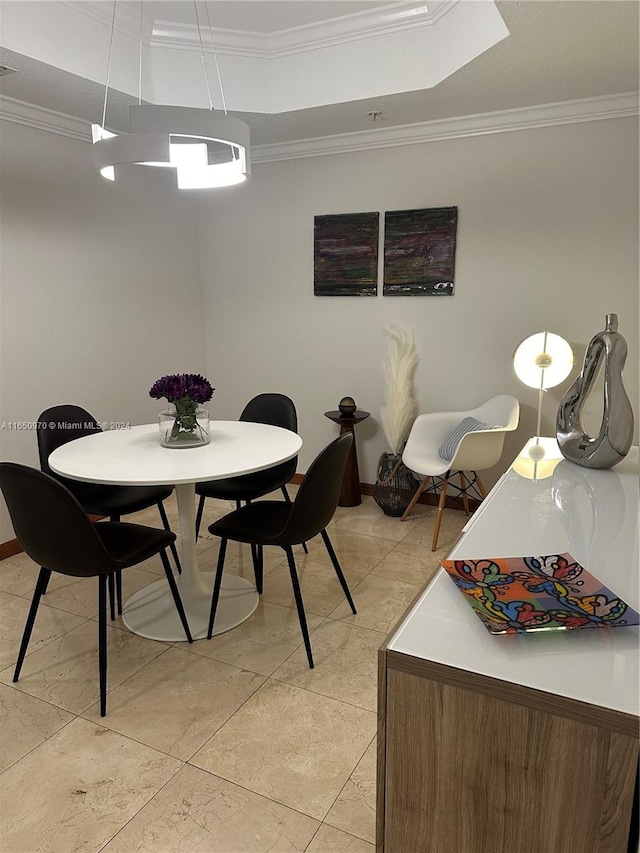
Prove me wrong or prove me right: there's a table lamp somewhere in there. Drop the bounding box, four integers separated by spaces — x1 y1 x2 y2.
512 436 563 481
513 331 574 470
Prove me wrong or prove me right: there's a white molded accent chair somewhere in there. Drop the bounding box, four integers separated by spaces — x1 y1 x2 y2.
401 395 520 549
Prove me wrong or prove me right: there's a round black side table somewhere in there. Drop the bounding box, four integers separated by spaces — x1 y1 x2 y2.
324 410 370 506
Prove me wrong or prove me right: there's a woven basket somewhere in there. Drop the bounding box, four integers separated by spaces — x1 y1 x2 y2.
373 452 417 517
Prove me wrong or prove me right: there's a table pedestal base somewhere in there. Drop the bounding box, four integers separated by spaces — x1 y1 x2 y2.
122 573 259 642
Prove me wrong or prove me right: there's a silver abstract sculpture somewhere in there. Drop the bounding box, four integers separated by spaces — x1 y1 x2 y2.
556 314 634 469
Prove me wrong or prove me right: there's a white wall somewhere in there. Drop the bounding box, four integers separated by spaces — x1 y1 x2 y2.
195 117 639 486
0 120 206 541
1 115 638 543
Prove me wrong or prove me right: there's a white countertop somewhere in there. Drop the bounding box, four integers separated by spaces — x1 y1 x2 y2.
388 443 639 717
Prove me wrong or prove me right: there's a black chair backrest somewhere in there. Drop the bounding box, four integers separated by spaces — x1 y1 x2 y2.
37 405 102 478
240 394 298 481
240 393 297 432
0 463 111 577
281 434 352 545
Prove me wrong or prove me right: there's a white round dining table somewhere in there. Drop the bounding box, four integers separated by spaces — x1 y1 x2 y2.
48 421 303 641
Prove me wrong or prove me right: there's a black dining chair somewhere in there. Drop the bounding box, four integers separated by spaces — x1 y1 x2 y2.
38 405 182 618
206 434 357 669
194 393 303 538
0 462 192 717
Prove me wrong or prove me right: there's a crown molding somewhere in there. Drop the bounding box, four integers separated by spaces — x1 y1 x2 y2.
0 96 90 142
61 0 455 57
150 23 268 58
62 1 143 39
1 93 637 160
251 93 640 163
150 2 456 58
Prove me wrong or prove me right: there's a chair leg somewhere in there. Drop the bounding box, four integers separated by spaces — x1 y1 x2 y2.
459 472 470 516
158 501 182 575
115 571 123 617
107 572 116 621
195 495 207 541
250 544 258 589
109 515 123 615
41 570 51 595
283 486 308 554
252 544 264 594
98 574 108 717
159 550 193 643
401 475 430 522
13 567 50 683
207 538 228 639
283 545 314 669
320 530 356 614
476 474 488 499
432 473 450 551
242 501 261 588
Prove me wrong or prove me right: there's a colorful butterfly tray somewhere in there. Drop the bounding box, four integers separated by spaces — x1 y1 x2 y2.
439 553 640 635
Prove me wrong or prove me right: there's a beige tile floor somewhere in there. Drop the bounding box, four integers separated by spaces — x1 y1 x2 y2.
0 488 467 853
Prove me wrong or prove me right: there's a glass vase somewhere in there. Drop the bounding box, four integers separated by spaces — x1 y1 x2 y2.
159 405 210 448
372 452 418 517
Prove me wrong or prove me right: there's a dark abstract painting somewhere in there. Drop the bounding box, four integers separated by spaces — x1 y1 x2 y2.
314 212 379 296
383 206 458 296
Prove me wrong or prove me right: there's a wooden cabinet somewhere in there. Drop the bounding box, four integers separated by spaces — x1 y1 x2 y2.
377 444 639 853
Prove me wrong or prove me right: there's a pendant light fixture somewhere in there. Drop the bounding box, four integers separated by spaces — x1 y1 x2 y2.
91 1 250 189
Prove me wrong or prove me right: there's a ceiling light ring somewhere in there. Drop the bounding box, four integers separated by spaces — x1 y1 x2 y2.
92 2 250 190
92 106 250 188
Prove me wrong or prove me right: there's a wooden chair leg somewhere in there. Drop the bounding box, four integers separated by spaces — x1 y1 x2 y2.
207 538 228 639
476 475 488 499
13 567 50 682
98 574 108 717
283 545 314 669
401 475 430 522
432 474 450 551
459 472 470 516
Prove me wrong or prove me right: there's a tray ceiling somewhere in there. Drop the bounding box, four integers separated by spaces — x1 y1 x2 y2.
0 1 638 149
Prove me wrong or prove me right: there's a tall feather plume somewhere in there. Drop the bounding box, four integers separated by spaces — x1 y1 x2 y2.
380 324 419 454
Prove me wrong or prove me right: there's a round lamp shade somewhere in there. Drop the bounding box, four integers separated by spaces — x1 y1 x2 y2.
513 331 574 390
512 436 563 480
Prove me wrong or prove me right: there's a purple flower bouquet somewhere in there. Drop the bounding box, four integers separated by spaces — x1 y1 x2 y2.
150 373 214 447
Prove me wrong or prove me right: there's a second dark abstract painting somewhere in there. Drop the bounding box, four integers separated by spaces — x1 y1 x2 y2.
383 206 458 296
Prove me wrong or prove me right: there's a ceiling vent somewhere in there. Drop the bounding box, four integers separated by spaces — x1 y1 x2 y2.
0 65 18 77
